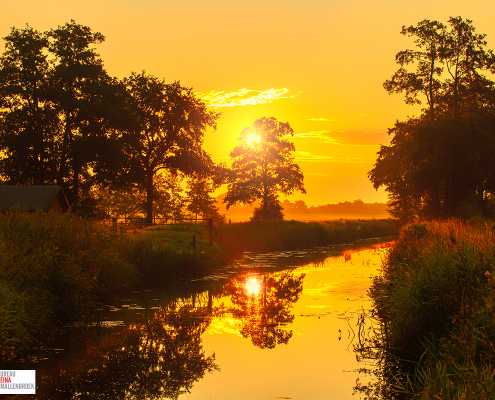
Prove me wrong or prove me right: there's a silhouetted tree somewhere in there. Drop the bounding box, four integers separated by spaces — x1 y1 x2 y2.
224 117 306 220
372 17 495 222
48 20 122 206
121 72 219 224
0 25 58 184
384 19 445 122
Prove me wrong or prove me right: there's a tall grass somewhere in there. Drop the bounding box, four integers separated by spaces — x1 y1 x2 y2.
215 219 399 259
369 219 495 399
0 212 218 363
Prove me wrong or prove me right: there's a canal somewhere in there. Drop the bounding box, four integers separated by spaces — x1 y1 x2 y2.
17 239 391 399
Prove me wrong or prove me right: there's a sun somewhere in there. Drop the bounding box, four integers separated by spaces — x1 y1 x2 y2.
246 133 261 146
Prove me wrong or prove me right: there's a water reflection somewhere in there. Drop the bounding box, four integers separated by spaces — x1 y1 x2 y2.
21 240 391 400
223 271 305 349
35 304 217 399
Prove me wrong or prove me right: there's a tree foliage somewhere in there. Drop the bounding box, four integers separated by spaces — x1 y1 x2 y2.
120 72 219 223
224 117 305 220
0 21 125 209
0 25 58 185
0 22 222 219
371 17 495 222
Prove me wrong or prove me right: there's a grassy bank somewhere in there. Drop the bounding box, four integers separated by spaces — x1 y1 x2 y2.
0 212 217 363
368 219 495 399
214 218 399 259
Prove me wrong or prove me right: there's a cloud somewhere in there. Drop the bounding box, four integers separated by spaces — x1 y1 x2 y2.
294 130 340 144
295 130 390 146
306 117 334 122
295 151 369 163
196 88 301 108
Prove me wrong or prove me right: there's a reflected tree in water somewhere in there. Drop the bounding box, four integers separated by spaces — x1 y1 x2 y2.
223 271 305 349
37 304 217 399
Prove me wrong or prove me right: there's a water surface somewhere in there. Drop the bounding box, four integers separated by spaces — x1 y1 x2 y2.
23 240 390 399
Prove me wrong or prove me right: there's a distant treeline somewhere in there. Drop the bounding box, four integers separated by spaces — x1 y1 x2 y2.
216 194 389 218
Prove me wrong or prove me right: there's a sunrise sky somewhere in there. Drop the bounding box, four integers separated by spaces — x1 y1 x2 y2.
2 0 495 206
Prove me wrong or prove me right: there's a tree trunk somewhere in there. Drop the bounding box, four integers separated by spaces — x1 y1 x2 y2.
146 170 154 225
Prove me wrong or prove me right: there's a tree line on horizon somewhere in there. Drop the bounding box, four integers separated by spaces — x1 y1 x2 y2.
217 195 389 218
370 16 495 222
0 21 305 222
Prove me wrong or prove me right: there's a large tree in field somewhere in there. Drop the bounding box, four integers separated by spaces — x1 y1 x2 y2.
121 72 219 224
224 117 305 220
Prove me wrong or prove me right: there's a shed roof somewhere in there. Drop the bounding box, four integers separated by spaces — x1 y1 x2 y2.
0 185 68 212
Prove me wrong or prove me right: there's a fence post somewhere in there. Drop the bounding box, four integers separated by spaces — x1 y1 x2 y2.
112 217 117 233
193 235 196 250
208 218 213 243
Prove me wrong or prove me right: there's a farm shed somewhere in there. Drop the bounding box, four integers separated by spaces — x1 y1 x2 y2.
0 185 69 213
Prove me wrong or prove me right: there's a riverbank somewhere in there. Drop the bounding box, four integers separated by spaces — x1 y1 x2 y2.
0 212 399 364
214 218 399 259
0 212 215 363
367 219 495 399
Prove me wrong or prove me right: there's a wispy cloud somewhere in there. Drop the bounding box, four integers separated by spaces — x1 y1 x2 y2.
295 151 369 164
196 88 301 109
294 130 341 144
307 117 334 122
295 130 390 146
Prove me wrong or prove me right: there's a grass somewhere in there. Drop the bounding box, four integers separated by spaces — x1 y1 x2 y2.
368 219 495 399
214 218 399 259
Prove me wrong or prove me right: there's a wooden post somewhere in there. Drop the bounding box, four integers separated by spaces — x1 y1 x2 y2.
208 218 213 243
193 235 196 250
112 217 117 233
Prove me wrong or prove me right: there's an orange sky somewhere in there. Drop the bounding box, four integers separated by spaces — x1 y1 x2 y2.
2 0 495 206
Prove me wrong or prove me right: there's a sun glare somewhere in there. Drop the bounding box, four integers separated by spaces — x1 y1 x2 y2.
245 277 262 296
246 133 261 146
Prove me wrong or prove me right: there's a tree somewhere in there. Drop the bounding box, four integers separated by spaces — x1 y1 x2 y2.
121 72 219 224
384 17 495 121
372 17 495 222
48 20 122 206
224 117 306 220
442 17 495 117
384 19 445 121
185 172 225 224
0 25 58 184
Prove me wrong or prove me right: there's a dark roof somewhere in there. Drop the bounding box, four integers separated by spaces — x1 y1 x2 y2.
0 185 68 212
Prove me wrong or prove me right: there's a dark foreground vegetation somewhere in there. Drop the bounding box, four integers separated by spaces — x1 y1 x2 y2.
0 212 398 364
364 220 495 399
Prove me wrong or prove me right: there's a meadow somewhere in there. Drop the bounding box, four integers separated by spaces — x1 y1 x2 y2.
368 219 495 399
0 212 398 364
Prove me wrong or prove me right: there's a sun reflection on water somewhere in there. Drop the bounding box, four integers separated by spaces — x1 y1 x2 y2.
245 277 262 296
